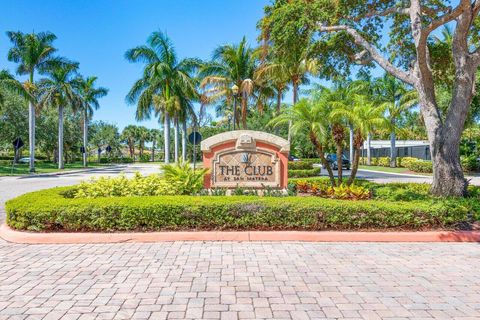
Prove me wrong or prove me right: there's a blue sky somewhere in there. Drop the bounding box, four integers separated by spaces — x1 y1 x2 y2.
0 0 269 131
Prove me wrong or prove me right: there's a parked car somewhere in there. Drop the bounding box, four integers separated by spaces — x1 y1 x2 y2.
18 157 37 164
288 154 300 161
324 154 350 170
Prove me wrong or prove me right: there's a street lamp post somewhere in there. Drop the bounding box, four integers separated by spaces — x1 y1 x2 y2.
231 84 239 130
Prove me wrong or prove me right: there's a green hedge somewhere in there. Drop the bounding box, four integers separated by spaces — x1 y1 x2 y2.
6 186 476 232
288 161 314 170
288 167 321 178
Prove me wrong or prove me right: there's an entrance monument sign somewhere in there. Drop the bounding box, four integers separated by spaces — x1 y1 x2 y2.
201 131 290 189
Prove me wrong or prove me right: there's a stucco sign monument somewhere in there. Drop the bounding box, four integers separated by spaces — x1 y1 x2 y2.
201 130 290 189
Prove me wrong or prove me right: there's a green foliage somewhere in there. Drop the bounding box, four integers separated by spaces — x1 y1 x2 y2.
288 161 313 170
288 168 321 178
461 155 479 172
162 161 209 195
70 172 179 198
293 179 371 200
7 186 476 232
405 160 433 173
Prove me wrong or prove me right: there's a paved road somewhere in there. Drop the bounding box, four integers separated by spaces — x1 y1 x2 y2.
0 164 160 223
1 242 479 319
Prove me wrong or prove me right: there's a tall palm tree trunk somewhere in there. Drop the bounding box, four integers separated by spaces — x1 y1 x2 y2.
366 133 372 165
164 113 170 164
28 101 35 173
151 139 156 162
349 125 354 163
58 105 64 169
174 113 179 163
275 88 282 135
182 120 187 162
83 111 88 167
288 81 299 142
390 130 396 167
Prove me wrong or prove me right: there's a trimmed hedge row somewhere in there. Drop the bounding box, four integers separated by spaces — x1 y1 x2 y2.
288 168 321 178
6 186 476 232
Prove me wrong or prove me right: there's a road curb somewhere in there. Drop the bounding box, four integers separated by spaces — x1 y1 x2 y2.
358 168 431 178
1 224 479 244
9 164 127 178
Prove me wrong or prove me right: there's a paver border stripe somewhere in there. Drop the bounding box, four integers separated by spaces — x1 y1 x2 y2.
1 224 480 244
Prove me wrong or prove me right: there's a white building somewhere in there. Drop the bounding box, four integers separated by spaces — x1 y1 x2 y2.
361 140 430 160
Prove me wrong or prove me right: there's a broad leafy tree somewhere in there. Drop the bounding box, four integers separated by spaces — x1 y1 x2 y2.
263 0 480 196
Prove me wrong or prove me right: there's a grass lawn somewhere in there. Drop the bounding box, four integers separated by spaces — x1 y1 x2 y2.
0 161 111 176
359 165 415 174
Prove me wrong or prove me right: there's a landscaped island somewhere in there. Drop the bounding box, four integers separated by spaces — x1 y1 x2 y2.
6 174 479 232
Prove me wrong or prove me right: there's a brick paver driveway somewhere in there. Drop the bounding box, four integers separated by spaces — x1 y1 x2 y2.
1 241 479 320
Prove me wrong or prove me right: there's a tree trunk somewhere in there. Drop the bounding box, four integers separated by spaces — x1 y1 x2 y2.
349 124 354 163
390 129 396 168
151 139 155 162
164 113 170 164
28 100 35 173
288 81 299 143
97 148 101 163
347 146 361 186
241 92 248 129
174 114 179 163
309 132 336 187
429 131 467 196
366 133 372 166
83 110 88 167
182 120 187 162
275 87 282 135
347 131 364 185
336 144 343 184
58 105 64 170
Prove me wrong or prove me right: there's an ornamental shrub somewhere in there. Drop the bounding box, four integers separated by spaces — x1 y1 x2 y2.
162 161 209 195
461 155 478 172
72 173 179 198
405 159 433 173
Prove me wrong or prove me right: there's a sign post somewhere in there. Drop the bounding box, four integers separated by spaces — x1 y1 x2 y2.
188 131 202 170
11 137 24 174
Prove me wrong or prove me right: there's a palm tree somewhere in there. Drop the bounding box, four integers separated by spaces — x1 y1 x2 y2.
125 31 199 164
373 74 417 167
121 125 139 159
269 98 336 186
7 31 60 172
137 126 150 157
331 94 386 185
200 37 258 129
75 76 108 167
37 62 81 169
149 128 162 161
254 58 290 134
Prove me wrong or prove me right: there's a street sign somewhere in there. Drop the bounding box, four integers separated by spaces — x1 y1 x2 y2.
188 132 202 145
12 137 24 150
